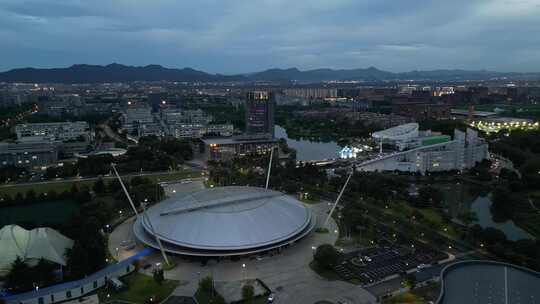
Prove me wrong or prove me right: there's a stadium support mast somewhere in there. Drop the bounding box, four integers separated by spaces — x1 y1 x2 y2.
111 163 170 266
111 163 138 216
265 147 275 190
323 169 353 229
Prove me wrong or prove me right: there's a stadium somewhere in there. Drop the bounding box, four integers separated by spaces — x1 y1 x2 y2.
133 186 316 257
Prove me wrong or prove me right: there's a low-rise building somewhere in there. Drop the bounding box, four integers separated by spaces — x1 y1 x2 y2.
0 141 59 168
392 102 451 121
203 136 278 161
121 105 154 134
15 122 91 142
169 124 233 138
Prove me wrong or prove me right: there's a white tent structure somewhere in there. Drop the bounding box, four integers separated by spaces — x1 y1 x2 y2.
0 225 73 274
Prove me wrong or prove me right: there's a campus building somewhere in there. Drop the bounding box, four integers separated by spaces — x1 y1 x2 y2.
359 124 489 174
161 108 233 139
120 105 155 134
0 141 59 168
15 122 91 142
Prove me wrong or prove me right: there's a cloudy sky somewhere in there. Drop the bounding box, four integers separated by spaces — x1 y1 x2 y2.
1 0 540 73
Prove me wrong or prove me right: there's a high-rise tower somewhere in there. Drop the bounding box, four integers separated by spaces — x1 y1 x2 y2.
245 91 275 138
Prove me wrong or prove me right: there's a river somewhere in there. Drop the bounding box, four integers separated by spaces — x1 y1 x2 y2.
438 182 533 241
0 200 78 226
275 125 342 161
469 195 533 241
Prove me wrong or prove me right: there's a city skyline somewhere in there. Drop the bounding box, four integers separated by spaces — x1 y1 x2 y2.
1 0 540 73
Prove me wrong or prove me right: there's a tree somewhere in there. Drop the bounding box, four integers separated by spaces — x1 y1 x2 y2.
153 268 164 285
313 244 340 270
93 178 106 194
14 192 24 203
520 158 540 190
199 276 214 294
108 179 123 193
4 257 33 293
65 216 107 279
414 186 443 208
25 189 37 203
33 258 56 287
403 273 417 289
481 227 507 245
241 284 255 304
491 188 514 222
74 187 92 204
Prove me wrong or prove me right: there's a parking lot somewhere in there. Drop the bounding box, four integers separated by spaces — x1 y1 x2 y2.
334 241 448 285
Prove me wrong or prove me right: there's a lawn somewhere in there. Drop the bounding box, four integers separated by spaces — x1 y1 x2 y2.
384 201 459 238
382 292 426 304
194 288 225 304
0 179 96 197
99 272 178 304
382 282 440 304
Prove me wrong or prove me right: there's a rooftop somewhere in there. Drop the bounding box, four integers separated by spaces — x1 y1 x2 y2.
138 186 313 251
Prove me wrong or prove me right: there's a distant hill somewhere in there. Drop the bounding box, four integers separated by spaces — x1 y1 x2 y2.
1 63 539 83
247 67 540 82
0 63 244 83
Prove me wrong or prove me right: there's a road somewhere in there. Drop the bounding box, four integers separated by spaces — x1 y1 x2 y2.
98 117 131 146
0 169 201 189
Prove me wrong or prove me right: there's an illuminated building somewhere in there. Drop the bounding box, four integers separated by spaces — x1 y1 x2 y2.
358 125 488 174
245 91 275 138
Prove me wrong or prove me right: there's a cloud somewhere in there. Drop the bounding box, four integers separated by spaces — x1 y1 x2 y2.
0 0 539 73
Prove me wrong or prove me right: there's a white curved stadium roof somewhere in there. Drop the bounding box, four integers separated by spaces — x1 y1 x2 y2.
135 186 314 256
0 225 73 273
372 123 419 141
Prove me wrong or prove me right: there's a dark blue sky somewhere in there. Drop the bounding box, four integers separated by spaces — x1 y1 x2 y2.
1 0 539 73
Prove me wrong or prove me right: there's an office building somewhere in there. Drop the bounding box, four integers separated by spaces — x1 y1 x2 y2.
245 91 275 138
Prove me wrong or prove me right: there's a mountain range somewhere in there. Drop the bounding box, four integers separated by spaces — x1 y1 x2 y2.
1 63 539 83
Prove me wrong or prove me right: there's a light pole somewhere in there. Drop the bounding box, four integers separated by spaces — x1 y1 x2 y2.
242 263 246 281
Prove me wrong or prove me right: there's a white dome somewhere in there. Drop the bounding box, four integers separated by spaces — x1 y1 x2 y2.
134 186 315 256
0 225 73 274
